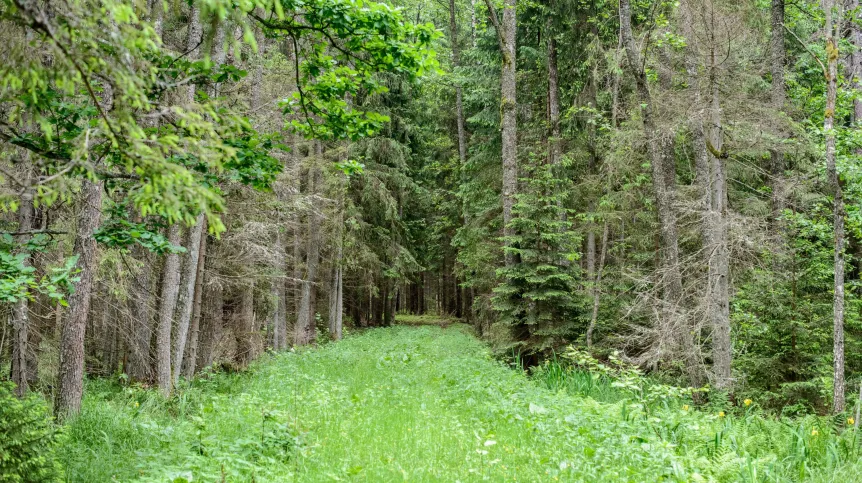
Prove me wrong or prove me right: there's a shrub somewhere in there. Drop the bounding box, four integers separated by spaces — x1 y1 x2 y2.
0 383 63 482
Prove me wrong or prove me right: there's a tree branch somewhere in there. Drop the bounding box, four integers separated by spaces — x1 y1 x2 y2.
482 0 507 55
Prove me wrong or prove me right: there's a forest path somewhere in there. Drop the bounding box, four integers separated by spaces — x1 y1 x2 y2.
63 324 694 482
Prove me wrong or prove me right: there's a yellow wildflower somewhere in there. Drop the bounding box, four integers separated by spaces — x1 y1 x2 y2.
682 405 690 411
848 417 855 426
718 411 726 418
743 399 752 407
811 428 819 436
133 401 139 408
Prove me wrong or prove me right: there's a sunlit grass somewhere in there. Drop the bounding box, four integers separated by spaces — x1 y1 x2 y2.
62 323 862 482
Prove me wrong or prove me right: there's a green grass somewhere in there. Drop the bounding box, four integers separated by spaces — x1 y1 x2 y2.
62 324 862 482
393 313 458 326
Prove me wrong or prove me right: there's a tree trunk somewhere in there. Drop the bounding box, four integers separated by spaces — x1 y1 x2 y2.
55 179 103 417
148 0 163 39
291 163 304 339
236 282 256 366
483 0 518 268
127 243 155 383
156 224 181 396
586 221 609 348
823 0 845 413
182 227 207 378
449 0 467 168
196 269 222 371
172 215 205 385
295 155 322 346
272 230 287 350
184 4 202 105
620 0 691 379
328 189 344 340
547 17 561 169
769 0 786 228
11 169 34 397
501 0 517 268
706 17 732 390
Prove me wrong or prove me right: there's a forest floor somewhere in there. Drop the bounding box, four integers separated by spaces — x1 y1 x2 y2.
62 321 862 482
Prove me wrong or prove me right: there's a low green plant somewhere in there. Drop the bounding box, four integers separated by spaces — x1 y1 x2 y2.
0 383 64 482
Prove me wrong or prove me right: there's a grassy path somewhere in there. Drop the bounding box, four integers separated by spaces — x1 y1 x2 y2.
63 324 861 482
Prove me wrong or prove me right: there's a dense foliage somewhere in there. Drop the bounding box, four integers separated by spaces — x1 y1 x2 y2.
0 382 63 482
4 0 862 478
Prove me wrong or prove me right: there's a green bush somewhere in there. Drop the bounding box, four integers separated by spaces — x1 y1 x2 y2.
0 383 63 482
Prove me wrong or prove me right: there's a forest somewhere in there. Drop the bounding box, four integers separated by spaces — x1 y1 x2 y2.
4 0 862 480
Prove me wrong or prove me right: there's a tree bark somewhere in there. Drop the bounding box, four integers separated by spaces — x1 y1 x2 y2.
450 0 467 168
55 179 103 418
127 242 155 382
484 0 518 268
547 17 561 169
501 0 518 268
769 0 786 228
706 12 732 389
328 184 344 340
182 226 207 378
620 0 691 378
295 153 322 346
11 168 34 397
236 282 256 366
184 4 203 105
823 0 845 413
586 221 609 348
156 224 181 396
272 230 287 350
196 268 222 371
172 214 205 385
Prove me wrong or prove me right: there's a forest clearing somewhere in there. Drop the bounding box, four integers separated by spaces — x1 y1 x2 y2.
56 322 862 482
5 0 862 480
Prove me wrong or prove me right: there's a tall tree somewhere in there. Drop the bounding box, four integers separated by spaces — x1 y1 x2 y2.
619 0 692 378
704 0 732 389
55 179 104 417
10 162 34 396
156 225 181 396
295 152 323 346
181 223 208 378
769 0 786 226
483 0 519 268
450 0 467 168
823 0 845 413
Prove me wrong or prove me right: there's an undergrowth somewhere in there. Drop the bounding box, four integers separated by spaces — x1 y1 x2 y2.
60 325 862 482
